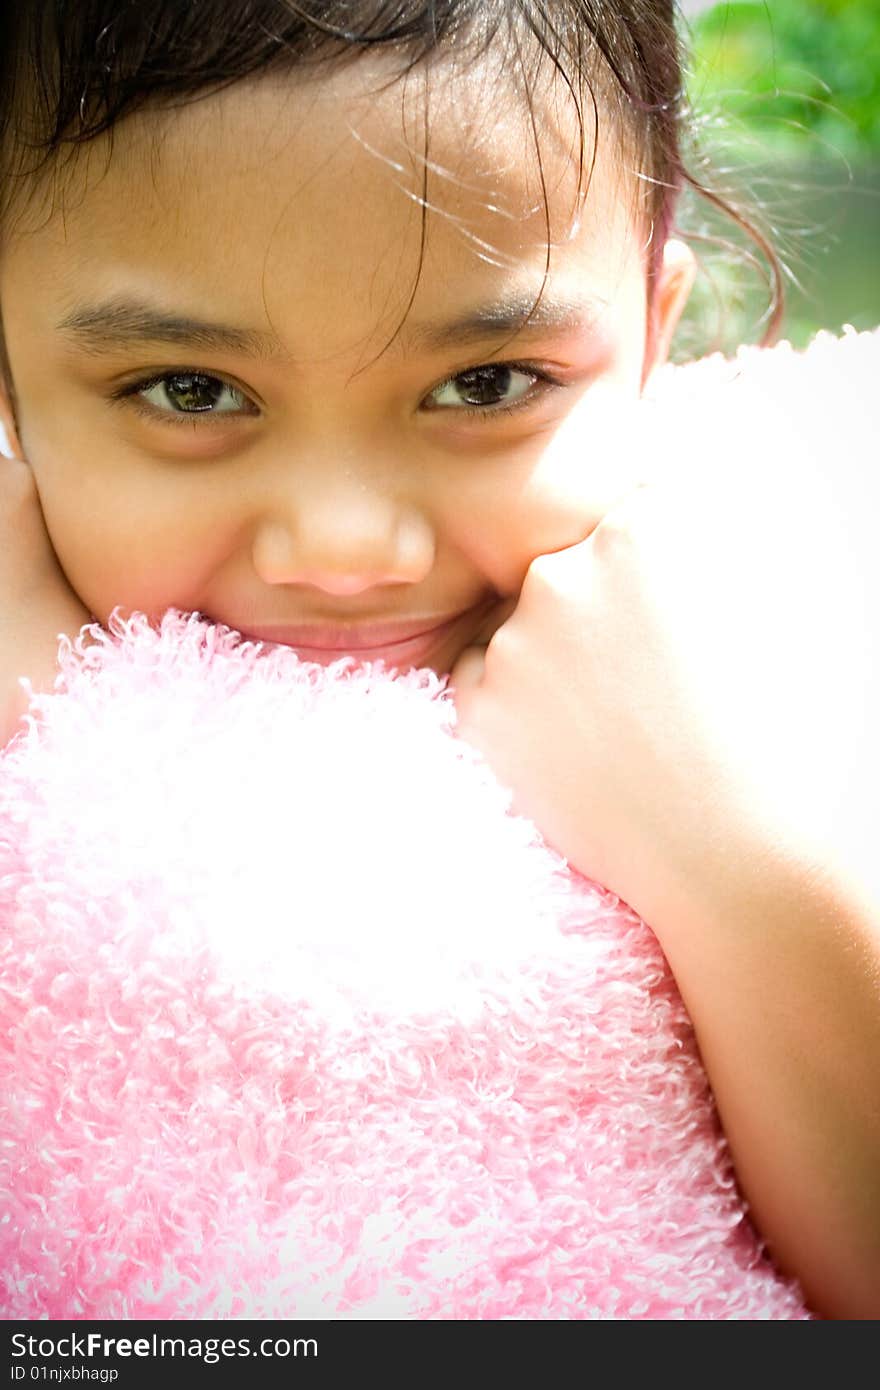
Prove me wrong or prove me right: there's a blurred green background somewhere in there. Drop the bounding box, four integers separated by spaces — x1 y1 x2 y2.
675 0 879 355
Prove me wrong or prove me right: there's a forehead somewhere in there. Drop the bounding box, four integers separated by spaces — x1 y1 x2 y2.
4 53 646 356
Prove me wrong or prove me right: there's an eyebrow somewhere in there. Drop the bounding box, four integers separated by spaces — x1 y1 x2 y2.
56 291 606 360
56 299 291 361
401 293 608 352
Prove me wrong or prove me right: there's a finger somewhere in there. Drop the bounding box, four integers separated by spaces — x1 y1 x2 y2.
448 644 486 697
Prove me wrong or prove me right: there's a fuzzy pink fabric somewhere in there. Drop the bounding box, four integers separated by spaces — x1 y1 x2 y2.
3 328 875 1320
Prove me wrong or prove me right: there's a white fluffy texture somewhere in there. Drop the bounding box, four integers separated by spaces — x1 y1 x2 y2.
12 618 586 1024
0 614 807 1319
644 326 878 464
7 328 873 1321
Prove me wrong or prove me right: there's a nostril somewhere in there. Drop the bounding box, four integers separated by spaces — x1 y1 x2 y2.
302 571 391 597
252 506 435 591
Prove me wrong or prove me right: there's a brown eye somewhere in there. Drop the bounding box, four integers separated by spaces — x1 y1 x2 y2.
134 372 255 416
426 364 539 411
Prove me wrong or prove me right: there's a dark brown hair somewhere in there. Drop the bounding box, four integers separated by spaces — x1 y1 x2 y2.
0 1 783 347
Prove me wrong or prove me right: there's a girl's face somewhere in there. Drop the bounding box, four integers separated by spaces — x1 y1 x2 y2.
0 58 693 672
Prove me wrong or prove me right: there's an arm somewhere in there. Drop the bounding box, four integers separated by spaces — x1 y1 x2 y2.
451 334 880 1318
454 477 880 1318
655 850 880 1320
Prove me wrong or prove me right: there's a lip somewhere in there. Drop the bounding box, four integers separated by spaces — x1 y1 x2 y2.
232 605 486 668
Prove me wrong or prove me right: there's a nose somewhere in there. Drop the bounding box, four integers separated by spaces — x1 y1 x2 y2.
252 466 435 595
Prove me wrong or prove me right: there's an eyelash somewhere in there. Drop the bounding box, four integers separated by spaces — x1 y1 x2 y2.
109 371 257 429
423 362 563 417
108 361 565 426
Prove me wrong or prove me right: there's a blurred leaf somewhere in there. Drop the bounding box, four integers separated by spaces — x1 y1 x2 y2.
687 0 880 158
675 1 880 353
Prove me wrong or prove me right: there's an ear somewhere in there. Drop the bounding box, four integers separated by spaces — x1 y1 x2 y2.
641 237 697 387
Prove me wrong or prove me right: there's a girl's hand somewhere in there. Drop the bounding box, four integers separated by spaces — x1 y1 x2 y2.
451 406 880 1318
450 431 880 932
0 456 92 748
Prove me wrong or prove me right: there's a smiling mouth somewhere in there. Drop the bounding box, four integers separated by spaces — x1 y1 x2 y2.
236 617 458 651
228 600 494 667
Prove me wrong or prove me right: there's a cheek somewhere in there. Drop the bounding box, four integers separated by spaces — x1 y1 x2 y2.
453 394 644 588
24 442 206 621
489 480 604 589
438 447 604 596
521 376 654 539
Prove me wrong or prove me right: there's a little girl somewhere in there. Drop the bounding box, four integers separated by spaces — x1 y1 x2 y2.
0 1 877 1319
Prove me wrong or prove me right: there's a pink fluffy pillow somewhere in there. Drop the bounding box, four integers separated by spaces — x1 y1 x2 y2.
1 605 808 1318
